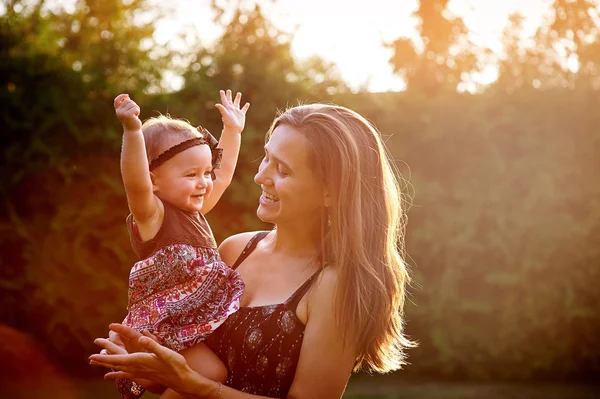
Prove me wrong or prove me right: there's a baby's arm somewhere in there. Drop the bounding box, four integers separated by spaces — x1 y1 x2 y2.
115 94 162 232
201 89 250 214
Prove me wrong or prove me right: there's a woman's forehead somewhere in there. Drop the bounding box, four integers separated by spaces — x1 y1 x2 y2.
266 125 311 167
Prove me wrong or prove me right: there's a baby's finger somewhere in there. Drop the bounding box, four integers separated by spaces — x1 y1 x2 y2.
233 92 242 107
241 102 250 114
226 89 232 103
114 94 129 109
219 90 227 105
215 103 226 115
121 103 140 117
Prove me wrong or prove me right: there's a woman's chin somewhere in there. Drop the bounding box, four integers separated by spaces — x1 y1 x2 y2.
256 207 276 224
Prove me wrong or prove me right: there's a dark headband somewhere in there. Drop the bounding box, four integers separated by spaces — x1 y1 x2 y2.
149 126 223 180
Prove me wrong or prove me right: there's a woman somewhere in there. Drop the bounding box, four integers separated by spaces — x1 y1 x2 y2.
91 103 415 398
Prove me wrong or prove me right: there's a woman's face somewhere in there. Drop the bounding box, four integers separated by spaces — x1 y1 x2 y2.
254 125 324 227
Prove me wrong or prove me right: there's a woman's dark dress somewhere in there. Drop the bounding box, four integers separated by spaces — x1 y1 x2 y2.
205 231 320 397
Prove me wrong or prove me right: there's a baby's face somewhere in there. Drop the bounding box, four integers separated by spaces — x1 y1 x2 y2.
152 144 213 213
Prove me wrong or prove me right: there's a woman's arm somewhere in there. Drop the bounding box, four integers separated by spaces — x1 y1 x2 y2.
286 266 358 398
201 90 250 214
90 266 358 399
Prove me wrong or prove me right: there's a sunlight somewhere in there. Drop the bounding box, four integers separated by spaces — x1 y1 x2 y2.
155 0 555 92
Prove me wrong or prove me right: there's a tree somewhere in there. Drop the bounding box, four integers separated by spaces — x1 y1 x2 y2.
388 0 480 95
494 0 600 91
161 4 347 239
0 0 173 375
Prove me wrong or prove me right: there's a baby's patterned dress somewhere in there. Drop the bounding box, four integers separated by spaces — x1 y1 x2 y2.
117 200 244 399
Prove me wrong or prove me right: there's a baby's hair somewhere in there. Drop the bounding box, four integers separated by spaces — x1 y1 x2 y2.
141 115 201 162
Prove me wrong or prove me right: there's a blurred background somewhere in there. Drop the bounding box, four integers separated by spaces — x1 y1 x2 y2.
1 0 599 398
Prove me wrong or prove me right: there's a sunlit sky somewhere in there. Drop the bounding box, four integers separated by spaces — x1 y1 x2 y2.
32 0 555 91
153 0 553 92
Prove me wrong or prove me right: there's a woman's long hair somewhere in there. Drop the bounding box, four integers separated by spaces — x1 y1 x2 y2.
269 104 416 373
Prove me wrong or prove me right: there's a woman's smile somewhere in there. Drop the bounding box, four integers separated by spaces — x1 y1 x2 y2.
260 190 279 204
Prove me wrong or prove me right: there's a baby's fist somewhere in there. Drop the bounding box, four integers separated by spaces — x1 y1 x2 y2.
114 94 141 131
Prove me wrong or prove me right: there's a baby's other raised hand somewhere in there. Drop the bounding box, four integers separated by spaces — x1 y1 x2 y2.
114 93 142 132
215 89 250 134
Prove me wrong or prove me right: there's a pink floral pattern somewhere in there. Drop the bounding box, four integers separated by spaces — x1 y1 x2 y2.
123 244 244 352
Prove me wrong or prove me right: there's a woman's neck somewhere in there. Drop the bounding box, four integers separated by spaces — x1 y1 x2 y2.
269 222 320 258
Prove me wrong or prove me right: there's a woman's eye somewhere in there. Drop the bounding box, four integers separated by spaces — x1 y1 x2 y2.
204 171 212 177
279 167 289 176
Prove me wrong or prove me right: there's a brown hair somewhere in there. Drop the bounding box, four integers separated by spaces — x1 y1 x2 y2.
269 104 416 373
141 115 200 162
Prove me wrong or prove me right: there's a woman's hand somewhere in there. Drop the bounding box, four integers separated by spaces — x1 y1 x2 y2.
90 335 199 393
215 89 250 134
93 334 166 395
106 323 160 354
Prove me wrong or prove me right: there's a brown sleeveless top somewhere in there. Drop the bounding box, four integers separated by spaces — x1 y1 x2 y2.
205 231 320 397
126 200 216 259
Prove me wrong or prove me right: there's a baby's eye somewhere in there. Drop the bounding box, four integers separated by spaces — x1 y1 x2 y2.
204 171 212 177
186 173 197 178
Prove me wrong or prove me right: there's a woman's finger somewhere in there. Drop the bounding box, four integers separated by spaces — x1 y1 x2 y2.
110 323 143 342
104 370 135 380
94 338 127 355
138 336 176 362
142 329 160 343
89 359 121 370
89 351 148 367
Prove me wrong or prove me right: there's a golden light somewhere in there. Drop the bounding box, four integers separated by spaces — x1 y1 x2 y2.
157 0 554 92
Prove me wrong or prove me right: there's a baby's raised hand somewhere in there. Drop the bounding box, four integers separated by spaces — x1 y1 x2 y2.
215 89 250 134
114 94 142 131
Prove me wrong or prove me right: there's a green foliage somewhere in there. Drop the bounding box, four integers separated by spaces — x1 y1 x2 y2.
0 0 345 376
0 0 172 374
1 0 599 383
148 4 347 241
344 87 600 381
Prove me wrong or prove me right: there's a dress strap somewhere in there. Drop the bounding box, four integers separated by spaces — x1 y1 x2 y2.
231 231 270 270
285 269 322 309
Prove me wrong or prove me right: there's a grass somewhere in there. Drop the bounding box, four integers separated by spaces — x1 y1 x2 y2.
2 378 599 398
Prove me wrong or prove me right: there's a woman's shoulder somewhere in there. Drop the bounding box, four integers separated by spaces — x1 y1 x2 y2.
218 230 269 267
310 265 339 302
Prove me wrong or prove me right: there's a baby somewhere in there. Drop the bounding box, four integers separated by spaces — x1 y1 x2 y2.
112 90 249 398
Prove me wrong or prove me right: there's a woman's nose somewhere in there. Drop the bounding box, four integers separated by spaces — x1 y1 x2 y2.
254 161 273 186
